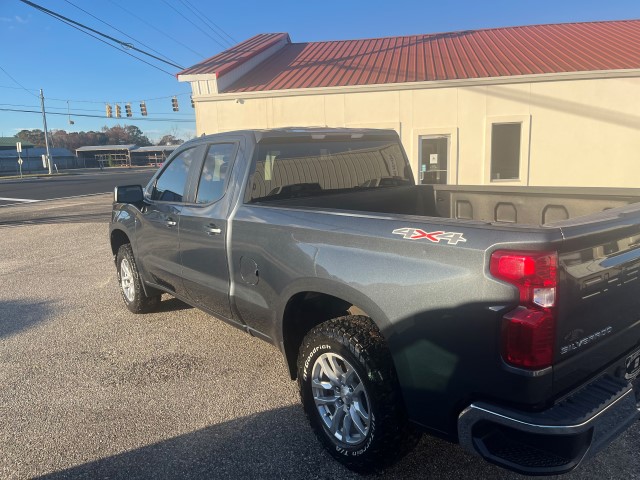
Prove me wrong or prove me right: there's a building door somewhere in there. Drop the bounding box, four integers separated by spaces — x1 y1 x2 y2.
419 135 449 185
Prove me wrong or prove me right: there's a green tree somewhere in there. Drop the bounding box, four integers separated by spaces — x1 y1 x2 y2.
16 129 45 147
15 125 154 151
124 125 152 146
101 124 152 146
157 134 184 146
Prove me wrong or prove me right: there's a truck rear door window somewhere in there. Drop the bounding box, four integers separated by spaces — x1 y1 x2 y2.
195 143 236 204
247 139 411 203
151 146 200 202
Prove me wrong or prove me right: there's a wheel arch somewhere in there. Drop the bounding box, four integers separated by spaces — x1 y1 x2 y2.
279 281 391 379
110 226 159 298
110 228 130 257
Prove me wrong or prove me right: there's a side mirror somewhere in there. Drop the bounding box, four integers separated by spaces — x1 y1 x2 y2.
114 185 144 204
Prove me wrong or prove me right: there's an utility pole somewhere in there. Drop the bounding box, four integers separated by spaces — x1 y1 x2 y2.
40 89 53 174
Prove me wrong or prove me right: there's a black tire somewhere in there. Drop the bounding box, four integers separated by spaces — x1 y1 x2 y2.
116 244 161 314
297 315 421 472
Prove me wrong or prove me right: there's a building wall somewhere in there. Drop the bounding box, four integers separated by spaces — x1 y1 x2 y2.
190 76 640 188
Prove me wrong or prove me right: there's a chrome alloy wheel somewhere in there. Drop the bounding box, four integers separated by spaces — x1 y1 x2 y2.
311 352 371 445
120 257 135 302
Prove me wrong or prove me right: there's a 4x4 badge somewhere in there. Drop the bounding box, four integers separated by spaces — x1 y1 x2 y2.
393 228 467 245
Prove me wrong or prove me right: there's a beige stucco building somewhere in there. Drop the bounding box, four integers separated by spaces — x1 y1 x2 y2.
178 21 640 188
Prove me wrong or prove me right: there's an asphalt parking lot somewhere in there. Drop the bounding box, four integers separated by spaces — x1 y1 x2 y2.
0 195 638 479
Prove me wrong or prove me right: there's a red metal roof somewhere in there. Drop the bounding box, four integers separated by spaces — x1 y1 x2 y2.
178 33 289 77
180 20 640 93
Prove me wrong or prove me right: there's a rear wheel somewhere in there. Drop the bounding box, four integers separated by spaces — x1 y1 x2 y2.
116 244 160 313
297 315 421 472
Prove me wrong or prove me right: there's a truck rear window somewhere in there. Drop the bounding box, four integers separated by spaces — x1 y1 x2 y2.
246 139 412 203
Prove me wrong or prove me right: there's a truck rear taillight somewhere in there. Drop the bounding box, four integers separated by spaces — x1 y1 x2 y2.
490 251 558 369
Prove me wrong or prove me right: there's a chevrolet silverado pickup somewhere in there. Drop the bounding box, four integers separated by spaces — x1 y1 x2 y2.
109 128 640 474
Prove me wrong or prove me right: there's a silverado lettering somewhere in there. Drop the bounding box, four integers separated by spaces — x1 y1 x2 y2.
561 327 614 355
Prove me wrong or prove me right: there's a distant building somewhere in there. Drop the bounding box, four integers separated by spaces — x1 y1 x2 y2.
0 137 34 150
178 20 640 188
0 139 75 173
76 144 179 167
130 145 178 166
76 145 137 168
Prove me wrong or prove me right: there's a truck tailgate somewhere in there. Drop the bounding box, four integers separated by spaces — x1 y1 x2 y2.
553 202 640 395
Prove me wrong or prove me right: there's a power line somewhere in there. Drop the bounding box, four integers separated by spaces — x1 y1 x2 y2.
35 9 176 77
106 0 207 60
0 66 39 97
0 84 38 91
181 0 236 44
46 91 193 105
61 0 183 67
1 103 195 116
175 0 234 48
19 0 184 71
1 102 107 112
57 15 176 77
161 0 229 51
0 107 195 122
0 73 192 110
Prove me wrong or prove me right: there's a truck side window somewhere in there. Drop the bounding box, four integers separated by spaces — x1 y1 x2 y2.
151 146 200 202
195 143 236 204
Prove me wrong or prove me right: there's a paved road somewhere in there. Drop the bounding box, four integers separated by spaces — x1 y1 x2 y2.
0 167 156 207
0 196 638 479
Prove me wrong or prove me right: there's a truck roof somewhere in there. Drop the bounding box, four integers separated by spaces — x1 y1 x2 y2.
197 127 399 143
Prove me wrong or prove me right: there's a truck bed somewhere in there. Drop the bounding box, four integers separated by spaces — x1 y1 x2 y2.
256 184 640 225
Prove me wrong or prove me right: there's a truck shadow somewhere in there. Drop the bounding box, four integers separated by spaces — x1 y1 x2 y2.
157 296 194 313
35 405 521 480
0 300 52 339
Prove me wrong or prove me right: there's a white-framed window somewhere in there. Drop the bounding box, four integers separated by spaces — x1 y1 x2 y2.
485 115 531 185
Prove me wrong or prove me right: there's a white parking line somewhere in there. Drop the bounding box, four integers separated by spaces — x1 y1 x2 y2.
0 197 40 203
0 192 111 208
37 192 111 202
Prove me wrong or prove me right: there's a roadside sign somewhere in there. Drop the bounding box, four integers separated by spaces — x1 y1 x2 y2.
16 142 22 153
42 154 47 168
18 158 23 165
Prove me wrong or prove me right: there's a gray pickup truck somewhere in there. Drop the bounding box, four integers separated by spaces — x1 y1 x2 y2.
109 128 640 475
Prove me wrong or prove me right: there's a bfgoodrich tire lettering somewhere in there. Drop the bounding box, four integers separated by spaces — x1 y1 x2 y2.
116 244 160 314
297 315 421 471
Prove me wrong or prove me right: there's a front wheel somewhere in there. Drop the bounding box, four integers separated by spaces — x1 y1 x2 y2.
116 244 160 314
297 315 421 472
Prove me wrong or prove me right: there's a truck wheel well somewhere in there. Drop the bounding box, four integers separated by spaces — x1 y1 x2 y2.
282 292 369 379
110 229 130 256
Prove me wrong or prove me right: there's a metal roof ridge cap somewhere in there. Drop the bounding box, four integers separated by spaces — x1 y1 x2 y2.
176 33 290 78
215 33 291 79
196 69 640 100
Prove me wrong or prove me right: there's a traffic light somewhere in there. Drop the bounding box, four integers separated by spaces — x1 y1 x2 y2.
115 104 121 118
140 101 147 116
106 104 112 118
171 96 179 111
190 95 195 108
125 103 132 117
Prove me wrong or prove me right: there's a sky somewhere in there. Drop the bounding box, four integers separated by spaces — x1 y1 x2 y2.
1 0 639 144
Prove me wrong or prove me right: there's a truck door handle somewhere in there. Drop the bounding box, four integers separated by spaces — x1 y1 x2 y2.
166 219 177 227
204 224 222 235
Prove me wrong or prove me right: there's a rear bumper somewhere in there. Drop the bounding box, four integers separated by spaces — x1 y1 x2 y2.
458 375 640 475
